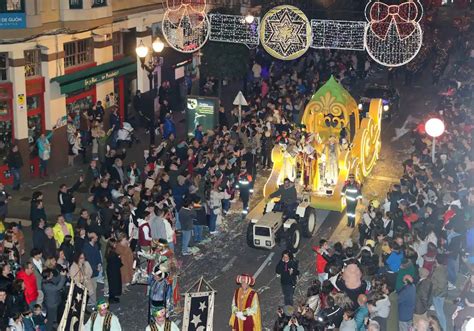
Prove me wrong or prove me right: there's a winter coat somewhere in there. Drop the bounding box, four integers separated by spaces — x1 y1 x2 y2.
371 295 391 319
57 180 81 214
52 222 74 246
178 207 196 231
431 264 448 298
275 260 299 286
397 283 416 322
415 278 433 314
42 275 66 308
16 270 38 304
6 150 23 169
82 242 102 278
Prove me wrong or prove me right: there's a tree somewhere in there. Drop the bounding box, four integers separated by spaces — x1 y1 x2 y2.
200 7 250 98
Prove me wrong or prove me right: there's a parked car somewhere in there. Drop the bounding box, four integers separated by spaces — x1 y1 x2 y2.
358 85 400 120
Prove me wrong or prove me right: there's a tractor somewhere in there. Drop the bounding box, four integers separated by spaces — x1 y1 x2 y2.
246 196 317 252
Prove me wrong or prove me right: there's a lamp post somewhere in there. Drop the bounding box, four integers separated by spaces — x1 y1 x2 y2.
135 37 165 90
425 118 445 164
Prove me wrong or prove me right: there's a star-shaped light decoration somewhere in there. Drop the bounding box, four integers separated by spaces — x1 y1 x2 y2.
76 293 82 302
260 5 312 61
191 314 202 328
198 301 207 312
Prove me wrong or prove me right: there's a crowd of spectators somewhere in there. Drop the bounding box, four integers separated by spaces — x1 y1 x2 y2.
272 29 474 331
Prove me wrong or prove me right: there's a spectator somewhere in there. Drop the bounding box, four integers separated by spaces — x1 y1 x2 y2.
52 215 74 247
276 250 300 306
398 275 416 331
6 145 23 191
16 262 38 308
42 268 66 331
69 252 95 307
57 176 83 222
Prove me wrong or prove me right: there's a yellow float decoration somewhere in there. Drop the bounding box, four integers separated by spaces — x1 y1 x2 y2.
264 76 383 211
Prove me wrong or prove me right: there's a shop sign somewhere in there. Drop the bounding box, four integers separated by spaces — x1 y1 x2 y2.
0 13 26 29
185 96 218 137
84 70 120 88
60 63 136 95
17 93 25 110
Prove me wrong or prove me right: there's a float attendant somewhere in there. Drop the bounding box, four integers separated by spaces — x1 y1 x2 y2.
229 274 261 331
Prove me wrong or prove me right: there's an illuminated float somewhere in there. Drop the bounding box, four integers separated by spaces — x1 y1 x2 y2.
263 76 383 211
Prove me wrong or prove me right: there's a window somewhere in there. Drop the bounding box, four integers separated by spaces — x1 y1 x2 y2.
69 0 82 9
0 54 8 81
92 0 106 7
112 32 123 56
1 0 25 12
64 39 94 68
24 50 41 78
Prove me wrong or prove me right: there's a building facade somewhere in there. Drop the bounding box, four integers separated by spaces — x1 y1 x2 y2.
0 0 200 182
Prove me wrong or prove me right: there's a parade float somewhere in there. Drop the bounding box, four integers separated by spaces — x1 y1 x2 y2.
263 76 383 212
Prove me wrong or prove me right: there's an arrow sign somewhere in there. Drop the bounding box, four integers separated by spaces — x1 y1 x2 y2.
233 91 248 106
233 91 248 125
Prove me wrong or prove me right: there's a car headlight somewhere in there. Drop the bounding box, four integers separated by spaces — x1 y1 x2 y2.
265 240 271 246
383 105 389 111
358 103 363 110
255 239 260 245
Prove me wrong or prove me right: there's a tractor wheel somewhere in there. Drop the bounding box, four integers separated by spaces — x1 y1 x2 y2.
246 223 255 248
286 223 301 253
301 208 317 238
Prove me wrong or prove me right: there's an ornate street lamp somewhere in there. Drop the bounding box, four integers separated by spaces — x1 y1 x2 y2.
135 37 165 90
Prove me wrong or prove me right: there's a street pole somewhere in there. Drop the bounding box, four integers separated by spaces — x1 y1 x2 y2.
238 105 242 126
432 136 436 164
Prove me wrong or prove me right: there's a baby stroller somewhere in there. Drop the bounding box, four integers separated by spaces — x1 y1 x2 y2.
117 122 139 148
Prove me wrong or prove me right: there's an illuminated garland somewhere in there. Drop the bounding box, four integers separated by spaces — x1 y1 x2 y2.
363 0 424 67
311 20 366 51
162 4 210 53
159 1 425 67
209 13 260 46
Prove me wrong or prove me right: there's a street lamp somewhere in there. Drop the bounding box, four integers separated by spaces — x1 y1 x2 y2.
244 14 255 24
425 118 445 163
135 37 165 90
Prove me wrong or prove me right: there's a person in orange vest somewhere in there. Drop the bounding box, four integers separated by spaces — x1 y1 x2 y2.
236 168 254 215
229 274 262 331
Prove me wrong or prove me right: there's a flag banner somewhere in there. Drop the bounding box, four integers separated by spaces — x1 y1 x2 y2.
182 291 215 331
58 280 88 331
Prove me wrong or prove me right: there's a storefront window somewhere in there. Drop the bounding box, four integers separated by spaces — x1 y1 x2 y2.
67 95 94 129
0 100 9 116
0 121 12 160
0 54 8 82
27 95 40 110
24 50 41 78
28 115 42 154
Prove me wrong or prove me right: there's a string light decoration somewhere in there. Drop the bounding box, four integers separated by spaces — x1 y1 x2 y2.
311 20 366 51
260 5 312 61
209 13 260 46
162 4 210 53
364 0 424 67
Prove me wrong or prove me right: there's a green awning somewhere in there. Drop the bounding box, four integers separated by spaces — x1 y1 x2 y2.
51 56 136 95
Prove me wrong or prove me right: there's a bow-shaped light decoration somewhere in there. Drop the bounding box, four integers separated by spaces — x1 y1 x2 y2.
367 1 422 40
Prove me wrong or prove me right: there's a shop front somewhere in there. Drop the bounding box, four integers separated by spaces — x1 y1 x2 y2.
53 56 137 129
0 82 13 185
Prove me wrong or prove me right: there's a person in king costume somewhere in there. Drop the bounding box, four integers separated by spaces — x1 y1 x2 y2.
84 298 122 331
322 135 339 186
145 306 179 331
229 274 261 331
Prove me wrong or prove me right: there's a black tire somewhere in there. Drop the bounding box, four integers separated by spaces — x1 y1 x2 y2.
301 208 317 238
286 223 301 253
247 223 255 248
